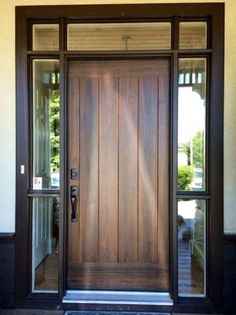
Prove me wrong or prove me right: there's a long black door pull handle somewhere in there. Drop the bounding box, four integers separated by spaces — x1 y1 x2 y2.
71 185 79 222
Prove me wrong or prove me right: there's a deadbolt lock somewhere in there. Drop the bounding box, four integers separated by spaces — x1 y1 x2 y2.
71 168 79 180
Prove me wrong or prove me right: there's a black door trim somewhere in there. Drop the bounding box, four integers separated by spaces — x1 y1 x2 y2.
15 3 224 312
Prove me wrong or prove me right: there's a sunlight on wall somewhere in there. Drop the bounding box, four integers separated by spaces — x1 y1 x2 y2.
0 2 15 232
1 0 236 234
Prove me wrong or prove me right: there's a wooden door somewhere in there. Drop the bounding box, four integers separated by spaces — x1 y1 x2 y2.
67 60 169 291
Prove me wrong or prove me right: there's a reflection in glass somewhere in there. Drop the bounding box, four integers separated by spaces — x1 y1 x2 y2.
32 197 59 292
178 58 206 191
179 22 207 49
67 23 171 51
32 24 59 51
178 199 205 296
33 60 60 190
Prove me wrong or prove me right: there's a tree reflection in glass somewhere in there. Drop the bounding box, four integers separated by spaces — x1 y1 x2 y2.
32 60 60 190
178 58 206 191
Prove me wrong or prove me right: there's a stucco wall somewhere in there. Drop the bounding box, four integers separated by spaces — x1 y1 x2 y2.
0 0 235 234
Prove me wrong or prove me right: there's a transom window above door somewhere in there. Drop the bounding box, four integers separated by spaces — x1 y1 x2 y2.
31 21 208 51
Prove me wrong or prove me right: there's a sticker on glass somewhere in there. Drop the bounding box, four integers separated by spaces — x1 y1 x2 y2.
33 177 42 190
51 173 60 188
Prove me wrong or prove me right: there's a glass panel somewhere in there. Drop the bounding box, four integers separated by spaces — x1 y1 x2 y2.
67 23 171 51
33 60 60 190
178 58 206 191
179 22 207 49
32 24 59 51
32 197 59 292
178 199 206 296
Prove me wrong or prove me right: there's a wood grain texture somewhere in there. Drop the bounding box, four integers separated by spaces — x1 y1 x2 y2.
68 77 80 263
68 60 169 290
138 76 158 263
79 77 99 262
69 60 169 78
157 75 169 269
99 77 118 262
68 262 169 290
119 77 138 263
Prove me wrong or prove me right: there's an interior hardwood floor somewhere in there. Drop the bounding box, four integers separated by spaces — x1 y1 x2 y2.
35 251 58 291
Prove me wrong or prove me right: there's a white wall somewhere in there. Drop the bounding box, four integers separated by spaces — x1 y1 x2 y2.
0 2 15 233
1 0 235 234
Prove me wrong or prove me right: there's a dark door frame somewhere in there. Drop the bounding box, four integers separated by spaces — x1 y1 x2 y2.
15 3 224 313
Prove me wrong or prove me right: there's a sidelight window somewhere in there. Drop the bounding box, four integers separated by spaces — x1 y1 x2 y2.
178 58 206 192
31 59 60 292
32 197 60 292
177 57 208 296
178 199 206 296
32 60 60 190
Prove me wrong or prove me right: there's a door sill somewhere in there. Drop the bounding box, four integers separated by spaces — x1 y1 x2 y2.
63 290 173 305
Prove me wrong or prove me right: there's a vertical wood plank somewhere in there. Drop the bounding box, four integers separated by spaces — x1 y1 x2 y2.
68 77 80 263
99 76 118 262
138 76 158 263
119 77 138 263
80 77 99 262
157 75 169 268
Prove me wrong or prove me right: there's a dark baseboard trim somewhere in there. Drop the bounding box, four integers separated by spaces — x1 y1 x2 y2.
0 233 15 308
224 233 236 314
224 233 236 242
0 233 15 243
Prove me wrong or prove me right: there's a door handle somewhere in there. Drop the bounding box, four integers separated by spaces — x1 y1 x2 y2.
71 185 79 222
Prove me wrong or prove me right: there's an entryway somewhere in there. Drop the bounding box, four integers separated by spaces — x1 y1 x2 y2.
15 4 224 312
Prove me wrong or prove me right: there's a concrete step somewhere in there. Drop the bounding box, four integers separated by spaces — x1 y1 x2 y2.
0 310 219 315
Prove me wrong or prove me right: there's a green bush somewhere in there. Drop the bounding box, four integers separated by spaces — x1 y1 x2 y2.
178 165 194 190
49 92 60 173
192 131 204 168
